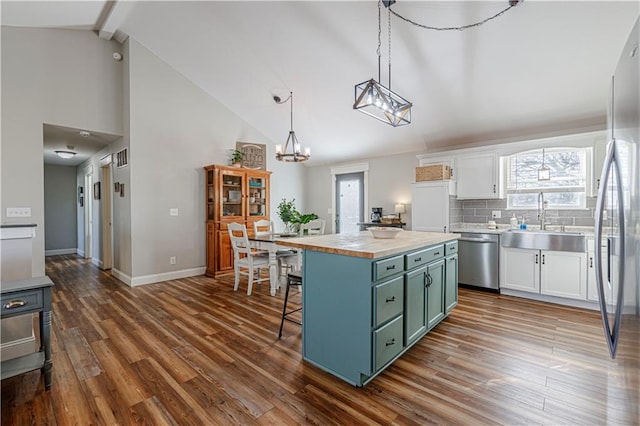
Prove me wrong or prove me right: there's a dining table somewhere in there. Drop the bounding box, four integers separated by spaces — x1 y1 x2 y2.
248 233 301 296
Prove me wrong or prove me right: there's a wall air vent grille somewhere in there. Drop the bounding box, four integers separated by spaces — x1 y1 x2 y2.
116 148 128 168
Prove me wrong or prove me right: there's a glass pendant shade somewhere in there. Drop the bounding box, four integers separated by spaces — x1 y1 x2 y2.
354 79 412 127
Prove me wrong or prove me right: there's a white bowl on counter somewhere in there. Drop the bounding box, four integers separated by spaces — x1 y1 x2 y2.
368 227 403 239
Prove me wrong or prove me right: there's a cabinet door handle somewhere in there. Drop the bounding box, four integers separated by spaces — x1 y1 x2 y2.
444 226 447 233
535 254 539 264
448 257 456 263
493 184 496 193
590 257 593 268
3 300 27 309
414 257 422 262
385 338 396 347
425 274 432 287
542 254 545 265
385 296 396 303
386 265 396 271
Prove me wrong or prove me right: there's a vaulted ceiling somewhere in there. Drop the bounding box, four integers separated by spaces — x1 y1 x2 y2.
3 1 638 165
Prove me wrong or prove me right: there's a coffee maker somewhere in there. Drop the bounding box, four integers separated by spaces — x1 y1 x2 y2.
371 207 383 223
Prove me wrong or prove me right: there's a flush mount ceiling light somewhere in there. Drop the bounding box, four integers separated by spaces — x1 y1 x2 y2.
79 131 91 137
55 144 77 159
274 91 310 162
354 0 411 127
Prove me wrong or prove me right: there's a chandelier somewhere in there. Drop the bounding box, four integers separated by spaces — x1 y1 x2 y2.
353 0 412 127
274 91 310 162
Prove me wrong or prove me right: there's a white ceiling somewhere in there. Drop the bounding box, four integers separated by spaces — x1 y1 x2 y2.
3 1 639 166
43 124 121 166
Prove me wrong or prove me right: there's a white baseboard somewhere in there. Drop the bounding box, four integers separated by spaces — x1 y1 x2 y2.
92 257 103 268
45 248 77 256
77 248 85 257
130 267 206 287
111 268 132 286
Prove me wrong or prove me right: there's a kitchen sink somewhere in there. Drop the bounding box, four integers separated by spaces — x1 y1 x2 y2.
501 229 586 252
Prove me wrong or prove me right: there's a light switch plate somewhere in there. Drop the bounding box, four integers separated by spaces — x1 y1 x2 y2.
492 210 501 219
7 207 31 217
170 208 179 216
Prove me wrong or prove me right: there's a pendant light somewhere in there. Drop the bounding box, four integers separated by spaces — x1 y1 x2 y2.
274 91 310 162
353 0 411 127
538 148 551 181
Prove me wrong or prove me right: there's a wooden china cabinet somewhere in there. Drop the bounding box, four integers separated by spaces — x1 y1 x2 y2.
204 164 271 277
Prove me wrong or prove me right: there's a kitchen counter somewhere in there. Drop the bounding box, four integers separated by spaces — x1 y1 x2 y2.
450 223 595 236
275 230 460 259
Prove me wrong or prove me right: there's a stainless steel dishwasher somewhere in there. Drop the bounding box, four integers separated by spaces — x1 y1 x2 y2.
458 232 500 290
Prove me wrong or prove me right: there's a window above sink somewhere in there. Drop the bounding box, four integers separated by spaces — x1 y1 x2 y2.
506 147 590 210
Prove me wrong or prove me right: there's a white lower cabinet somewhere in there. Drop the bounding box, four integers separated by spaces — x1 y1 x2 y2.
501 248 540 293
501 247 587 300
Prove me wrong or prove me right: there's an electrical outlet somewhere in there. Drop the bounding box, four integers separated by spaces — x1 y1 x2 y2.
491 211 501 219
6 207 31 217
170 208 179 216
170 256 177 265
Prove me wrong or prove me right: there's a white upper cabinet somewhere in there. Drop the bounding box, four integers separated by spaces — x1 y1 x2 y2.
411 181 454 233
455 153 500 199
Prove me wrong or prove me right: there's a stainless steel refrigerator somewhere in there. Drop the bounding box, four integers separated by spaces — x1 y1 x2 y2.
594 13 639 377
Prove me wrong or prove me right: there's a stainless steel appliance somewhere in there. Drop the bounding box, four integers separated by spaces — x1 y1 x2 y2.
594 17 639 368
458 232 499 290
370 207 382 223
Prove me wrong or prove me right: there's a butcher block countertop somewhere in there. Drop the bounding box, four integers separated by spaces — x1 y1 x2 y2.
275 230 460 259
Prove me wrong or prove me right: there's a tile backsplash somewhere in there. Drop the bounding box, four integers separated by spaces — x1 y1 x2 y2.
449 196 597 228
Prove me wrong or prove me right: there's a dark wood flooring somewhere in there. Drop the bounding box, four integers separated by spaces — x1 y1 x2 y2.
2 254 638 425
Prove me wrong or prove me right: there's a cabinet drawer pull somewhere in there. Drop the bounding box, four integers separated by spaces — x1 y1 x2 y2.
414 257 422 262
386 265 396 271
385 338 396 347
4 300 27 309
385 296 396 303
434 251 440 256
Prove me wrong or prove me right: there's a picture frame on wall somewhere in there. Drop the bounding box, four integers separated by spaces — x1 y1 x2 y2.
94 182 101 200
79 196 84 207
236 142 267 170
78 186 83 204
115 182 120 192
119 183 125 197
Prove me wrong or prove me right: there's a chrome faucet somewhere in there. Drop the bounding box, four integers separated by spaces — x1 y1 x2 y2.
537 192 548 230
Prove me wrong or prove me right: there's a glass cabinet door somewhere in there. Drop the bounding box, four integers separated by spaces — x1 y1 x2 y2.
220 170 245 218
247 175 268 217
206 169 215 220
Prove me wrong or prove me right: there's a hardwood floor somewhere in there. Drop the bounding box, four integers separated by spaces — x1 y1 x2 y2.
2 255 638 425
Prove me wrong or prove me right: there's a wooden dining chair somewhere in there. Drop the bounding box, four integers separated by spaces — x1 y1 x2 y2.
228 222 270 295
300 218 326 235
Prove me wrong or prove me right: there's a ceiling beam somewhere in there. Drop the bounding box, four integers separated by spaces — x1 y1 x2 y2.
97 0 132 41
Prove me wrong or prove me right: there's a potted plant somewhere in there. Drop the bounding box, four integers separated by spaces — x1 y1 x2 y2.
229 149 244 167
277 198 298 234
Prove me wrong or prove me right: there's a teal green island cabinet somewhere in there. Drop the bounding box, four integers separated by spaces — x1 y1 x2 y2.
276 231 460 386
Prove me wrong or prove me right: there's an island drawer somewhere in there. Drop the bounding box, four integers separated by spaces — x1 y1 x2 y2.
373 315 403 371
373 255 404 281
405 244 444 269
445 241 458 255
373 276 404 327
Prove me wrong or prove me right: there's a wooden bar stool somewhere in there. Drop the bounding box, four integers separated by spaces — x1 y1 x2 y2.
278 269 302 338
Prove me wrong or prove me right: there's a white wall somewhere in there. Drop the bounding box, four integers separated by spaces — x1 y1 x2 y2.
126 39 304 282
305 152 419 231
44 164 77 253
1 27 123 276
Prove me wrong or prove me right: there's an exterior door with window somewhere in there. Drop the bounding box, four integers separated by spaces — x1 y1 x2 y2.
335 172 364 233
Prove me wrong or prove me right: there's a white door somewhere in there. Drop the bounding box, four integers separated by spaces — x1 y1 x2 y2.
412 182 449 232
500 247 540 293
101 164 112 270
84 172 92 259
335 172 364 234
540 250 587 300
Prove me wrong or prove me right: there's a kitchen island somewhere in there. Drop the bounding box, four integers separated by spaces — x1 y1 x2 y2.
276 230 460 386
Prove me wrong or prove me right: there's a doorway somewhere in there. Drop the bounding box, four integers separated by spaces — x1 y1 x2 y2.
335 172 364 233
84 170 93 260
101 161 113 270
